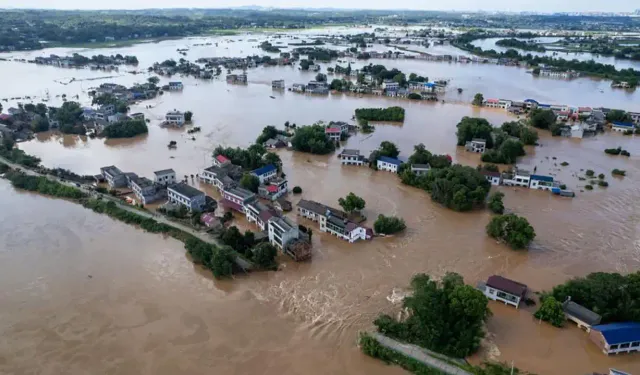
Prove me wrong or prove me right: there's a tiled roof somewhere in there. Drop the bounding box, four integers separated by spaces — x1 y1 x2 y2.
154 169 175 176
266 185 279 193
215 155 230 164
225 187 255 200
592 322 640 345
100 165 123 177
562 300 601 326
340 149 360 156
325 127 341 133
485 98 499 103
222 199 243 212
481 170 501 178
612 122 634 127
252 164 277 176
169 183 205 199
378 156 402 166
486 275 527 297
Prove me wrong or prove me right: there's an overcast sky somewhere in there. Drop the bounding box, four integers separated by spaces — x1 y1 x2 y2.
0 0 637 12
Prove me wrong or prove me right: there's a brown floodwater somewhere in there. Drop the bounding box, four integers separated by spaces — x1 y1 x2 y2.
2 29 640 375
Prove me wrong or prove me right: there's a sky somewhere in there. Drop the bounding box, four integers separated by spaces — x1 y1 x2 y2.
0 0 637 13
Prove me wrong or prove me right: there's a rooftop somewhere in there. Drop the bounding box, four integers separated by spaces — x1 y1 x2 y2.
215 155 230 164
612 121 634 127
168 183 205 199
325 127 341 133
131 176 154 189
154 169 175 176
562 300 602 326
411 164 431 170
480 170 501 178
252 164 277 176
530 174 554 183
339 149 361 156
100 165 123 176
269 216 297 232
592 322 640 345
378 156 402 166
298 199 347 218
166 110 184 116
471 138 486 144
225 187 256 200
486 275 527 297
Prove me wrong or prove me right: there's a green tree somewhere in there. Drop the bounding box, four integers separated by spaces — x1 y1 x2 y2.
329 79 344 91
240 173 260 193
488 192 505 214
220 226 247 252
184 111 193 122
379 141 400 158
338 192 366 213
103 119 148 138
290 125 336 155
252 242 278 269
263 152 282 171
31 116 50 132
486 214 536 249
315 73 327 82
456 117 494 149
292 186 302 194
374 273 489 357
210 246 235 278
606 109 632 123
472 93 484 106
374 215 406 234
534 296 566 327
530 108 557 130
354 107 405 122
147 76 160 85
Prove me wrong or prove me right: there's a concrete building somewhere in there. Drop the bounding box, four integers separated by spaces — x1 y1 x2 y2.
222 187 256 213
562 299 602 332
258 177 288 201
251 164 278 184
483 98 500 108
481 275 527 309
377 156 402 173
410 164 431 176
100 165 127 188
130 176 160 205
325 127 342 142
324 213 367 243
245 201 276 231
153 169 176 186
338 149 365 166
213 154 231 167
589 323 640 355
268 216 300 250
168 81 183 91
529 174 555 191
480 170 502 186
382 80 399 91
611 122 635 132
502 168 531 188
167 183 206 211
271 79 285 90
465 138 487 153
165 110 185 126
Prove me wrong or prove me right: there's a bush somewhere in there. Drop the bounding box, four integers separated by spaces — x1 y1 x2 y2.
486 214 536 249
598 173 605 179
585 169 595 177
6 171 87 199
621 150 631 157
102 119 148 138
585 184 593 190
487 192 505 214
407 93 422 100
251 242 278 269
355 106 405 122
612 169 626 176
292 186 302 194
240 173 260 193
291 125 336 154
598 180 609 187
374 215 407 235
560 161 569 166
534 296 565 327
559 184 567 190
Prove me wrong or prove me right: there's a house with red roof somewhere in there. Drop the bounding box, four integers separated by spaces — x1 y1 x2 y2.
325 127 341 141
482 98 500 108
258 177 288 201
213 154 231 167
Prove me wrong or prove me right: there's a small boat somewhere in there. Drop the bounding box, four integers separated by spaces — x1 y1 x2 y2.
269 96 276 99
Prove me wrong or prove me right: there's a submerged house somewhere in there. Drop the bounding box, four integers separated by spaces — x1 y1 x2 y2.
562 299 601 332
480 275 527 309
589 322 640 355
100 165 127 188
167 183 206 211
529 174 554 191
465 138 487 153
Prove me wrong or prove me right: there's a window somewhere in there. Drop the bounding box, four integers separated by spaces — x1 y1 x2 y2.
620 343 630 349
610 345 619 350
632 342 640 347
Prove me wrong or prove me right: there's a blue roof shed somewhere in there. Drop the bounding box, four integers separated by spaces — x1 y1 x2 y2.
252 164 277 176
612 121 634 128
593 322 640 345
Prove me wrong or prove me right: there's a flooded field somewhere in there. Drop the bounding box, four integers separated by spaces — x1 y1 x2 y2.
1 28 640 375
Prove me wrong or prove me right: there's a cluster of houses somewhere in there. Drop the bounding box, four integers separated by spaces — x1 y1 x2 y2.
478 275 640 357
536 68 581 79
291 80 329 94
31 54 137 69
226 74 248 84
81 102 145 134
100 165 178 206
150 60 214 80
297 199 372 243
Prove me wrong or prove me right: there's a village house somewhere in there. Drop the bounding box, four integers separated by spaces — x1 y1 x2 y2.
324 213 368 243
502 168 531 188
222 187 256 213
129 176 161 205
265 138 287 149
377 156 402 173
153 169 176 186
480 275 527 309
483 98 500 108
325 127 342 142
529 174 555 191
100 165 127 188
556 110 571 121
99 104 116 115
200 212 222 230
338 149 365 166
200 166 237 191
578 107 593 117
167 183 206 211
251 164 278 184
589 322 640 355
465 138 487 153
274 198 292 212
382 80 399 91
168 81 183 91
292 83 306 93
258 177 288 201
129 112 145 121
306 81 329 94
524 99 539 110
410 164 431 175
107 113 127 124
268 216 300 250
562 298 602 332
481 170 502 186
629 112 640 125
272 79 285 90
165 110 185 126
328 121 350 134
213 154 231 167
611 121 635 132
245 201 277 231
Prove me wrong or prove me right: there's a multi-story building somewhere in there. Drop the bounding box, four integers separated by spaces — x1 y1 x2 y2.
296 200 367 243
271 79 285 90
222 187 256 213
165 110 185 126
338 149 365 166
377 156 402 173
213 154 231 167
612 122 635 132
325 127 342 142
268 216 300 250
258 177 288 201
245 201 276 231
529 174 555 191
129 176 160 205
168 81 183 91
480 170 502 186
481 275 528 309
382 80 399 91
502 168 531 188
167 183 206 211
465 139 486 153
153 169 176 186
100 165 127 188
251 164 278 184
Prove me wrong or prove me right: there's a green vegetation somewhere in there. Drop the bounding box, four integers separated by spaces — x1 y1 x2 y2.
604 147 631 156
495 38 546 52
407 93 422 100
529 108 557 130
292 186 302 194
5 170 87 199
406 143 451 169
486 214 536 249
549 272 640 323
251 242 278 269
606 109 633 123
534 296 565 327
456 117 494 148
374 215 406 235
338 192 366 213
184 111 193 122
612 169 626 176
500 121 539 145
256 125 288 144
585 169 595 177
472 93 484 106
487 192 505 214
560 162 569 166
0 139 41 168
103 119 148 138
401 164 491 212
213 144 279 170
49 101 86 135
185 238 235 278
373 273 489 358
585 184 594 190
481 139 525 164
240 173 260 193
290 125 336 154
219 226 256 254
598 180 609 187
355 107 405 122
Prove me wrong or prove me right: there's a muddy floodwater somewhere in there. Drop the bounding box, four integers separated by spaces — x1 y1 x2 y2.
2 28 640 375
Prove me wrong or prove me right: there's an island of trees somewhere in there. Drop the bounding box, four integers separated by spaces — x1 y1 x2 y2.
290 124 336 154
102 119 148 139
495 38 546 52
355 106 406 122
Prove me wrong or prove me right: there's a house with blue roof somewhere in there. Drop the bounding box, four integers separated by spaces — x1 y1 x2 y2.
251 164 278 183
377 156 403 173
529 174 554 191
523 99 539 110
612 121 635 132
589 322 640 355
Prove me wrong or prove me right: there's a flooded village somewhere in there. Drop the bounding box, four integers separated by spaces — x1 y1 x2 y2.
1 19 640 375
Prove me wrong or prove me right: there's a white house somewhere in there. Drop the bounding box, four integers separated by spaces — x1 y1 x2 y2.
245 202 276 231
167 183 206 211
221 187 256 213
272 79 285 89
502 168 531 188
529 174 555 191
382 80 399 91
258 178 288 201
483 98 500 108
410 164 431 176
154 169 176 186
168 81 184 91
480 171 502 186
251 164 278 184
589 323 640 356
611 122 635 132
268 216 300 250
498 99 512 109
465 138 486 153
324 214 367 243
325 127 342 141
165 110 185 126
338 149 365 166
481 275 527 309
377 156 402 173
